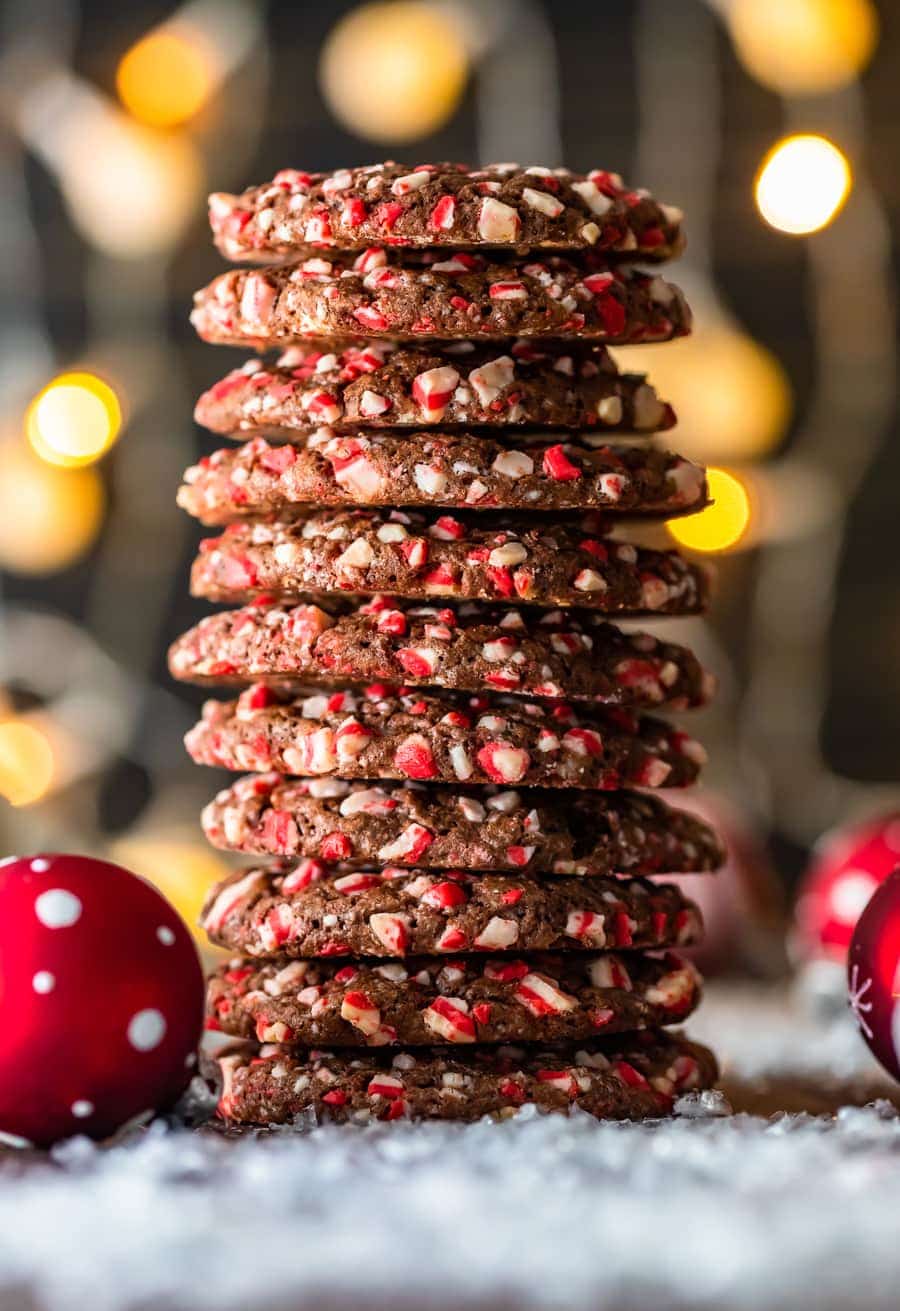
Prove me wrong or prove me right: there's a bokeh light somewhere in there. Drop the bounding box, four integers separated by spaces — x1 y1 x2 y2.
755 135 852 235
63 119 203 258
17 71 204 257
112 833 231 950
668 468 752 554
117 29 215 128
0 443 104 575
320 1 468 144
728 0 878 97
614 328 792 464
26 373 122 469
0 721 55 807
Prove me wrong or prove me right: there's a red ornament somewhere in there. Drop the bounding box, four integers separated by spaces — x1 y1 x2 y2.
0 853 204 1147
848 867 900 1081
794 812 900 962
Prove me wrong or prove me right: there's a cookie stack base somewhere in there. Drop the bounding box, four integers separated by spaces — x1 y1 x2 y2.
211 1031 718 1126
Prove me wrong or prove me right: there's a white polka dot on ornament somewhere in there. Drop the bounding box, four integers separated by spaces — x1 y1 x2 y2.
127 1009 167 1053
34 889 82 929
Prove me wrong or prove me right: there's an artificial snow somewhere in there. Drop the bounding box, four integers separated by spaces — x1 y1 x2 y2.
692 979 887 1083
2 987 899 1311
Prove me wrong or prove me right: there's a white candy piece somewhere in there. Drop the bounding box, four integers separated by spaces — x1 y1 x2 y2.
478 197 520 242
473 917 520 950
521 187 564 218
468 356 515 407
336 538 374 569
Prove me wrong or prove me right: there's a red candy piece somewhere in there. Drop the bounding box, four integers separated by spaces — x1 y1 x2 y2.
393 734 438 780
259 444 296 475
848 868 900 1082
0 854 203 1147
542 444 582 482
342 197 367 227
613 1059 649 1090
421 880 467 910
429 196 456 232
321 833 353 861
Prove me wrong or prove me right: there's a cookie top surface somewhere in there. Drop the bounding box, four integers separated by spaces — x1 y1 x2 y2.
190 511 710 614
208 162 685 261
190 256 691 348
179 433 707 524
169 596 714 706
213 1029 716 1124
207 949 701 1048
201 772 726 876
200 863 703 960
193 341 674 436
186 685 706 791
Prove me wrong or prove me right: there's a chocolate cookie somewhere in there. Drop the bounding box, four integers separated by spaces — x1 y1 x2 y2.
213 1029 717 1124
201 773 725 875
209 162 685 261
178 433 707 524
186 686 706 790
207 949 701 1047
190 255 691 348
193 341 675 436
200 864 703 959
190 511 710 614
169 597 715 706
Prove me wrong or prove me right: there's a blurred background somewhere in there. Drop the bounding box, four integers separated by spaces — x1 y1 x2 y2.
0 0 897 973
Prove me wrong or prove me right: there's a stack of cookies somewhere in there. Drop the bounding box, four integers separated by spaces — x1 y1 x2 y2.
171 162 723 1125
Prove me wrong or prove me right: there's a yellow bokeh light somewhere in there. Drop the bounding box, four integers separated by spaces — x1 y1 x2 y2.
112 834 230 950
668 468 752 554
0 443 104 574
320 1 468 144
755 134 852 235
614 329 792 464
0 721 55 807
26 372 122 469
729 0 878 97
117 29 215 128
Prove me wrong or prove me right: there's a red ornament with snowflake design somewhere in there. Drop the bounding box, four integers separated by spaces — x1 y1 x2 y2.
847 867 900 1082
0 853 204 1147
794 812 900 962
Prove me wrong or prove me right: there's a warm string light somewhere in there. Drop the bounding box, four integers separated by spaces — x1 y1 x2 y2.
728 0 878 97
0 721 55 807
17 71 203 258
320 1 469 143
115 0 263 130
117 29 216 128
755 134 852 236
66 120 204 258
26 373 122 469
667 468 752 554
614 329 792 464
0 443 104 575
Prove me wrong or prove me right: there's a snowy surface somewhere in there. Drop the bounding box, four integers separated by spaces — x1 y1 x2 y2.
3 985 900 1311
694 974 887 1084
